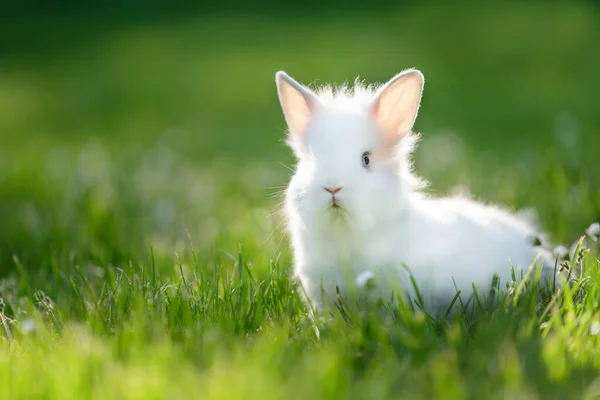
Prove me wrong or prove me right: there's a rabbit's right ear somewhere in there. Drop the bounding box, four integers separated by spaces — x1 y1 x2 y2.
371 69 424 146
275 71 318 137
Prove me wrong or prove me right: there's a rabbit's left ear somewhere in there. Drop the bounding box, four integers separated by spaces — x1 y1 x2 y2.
371 69 424 144
275 71 319 137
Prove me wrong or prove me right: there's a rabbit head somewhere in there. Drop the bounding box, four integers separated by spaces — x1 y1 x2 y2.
276 69 425 233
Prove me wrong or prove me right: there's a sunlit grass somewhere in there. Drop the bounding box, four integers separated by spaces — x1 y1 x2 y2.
1 1 600 398
1 237 599 399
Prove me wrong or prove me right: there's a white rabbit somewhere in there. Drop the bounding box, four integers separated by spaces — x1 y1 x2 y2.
274 68 561 314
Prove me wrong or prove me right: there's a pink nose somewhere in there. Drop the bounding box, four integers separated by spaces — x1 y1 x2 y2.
324 187 342 195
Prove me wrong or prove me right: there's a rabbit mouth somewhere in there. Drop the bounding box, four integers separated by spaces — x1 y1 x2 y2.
329 200 345 211
327 202 348 223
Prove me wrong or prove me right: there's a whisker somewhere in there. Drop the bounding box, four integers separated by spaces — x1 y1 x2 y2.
266 192 287 200
264 186 287 190
277 161 295 173
267 208 284 219
263 218 286 245
274 231 288 255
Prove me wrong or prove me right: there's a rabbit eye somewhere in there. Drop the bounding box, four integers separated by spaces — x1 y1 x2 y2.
361 152 371 169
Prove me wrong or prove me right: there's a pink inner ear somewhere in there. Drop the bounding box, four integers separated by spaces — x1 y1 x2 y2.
282 88 309 132
372 108 408 152
278 77 314 135
376 87 412 135
372 72 423 147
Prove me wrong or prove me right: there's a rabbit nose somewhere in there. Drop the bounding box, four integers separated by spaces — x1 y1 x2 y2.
324 187 342 195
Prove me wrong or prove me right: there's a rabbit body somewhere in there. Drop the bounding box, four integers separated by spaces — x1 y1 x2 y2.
287 188 558 311
275 69 559 312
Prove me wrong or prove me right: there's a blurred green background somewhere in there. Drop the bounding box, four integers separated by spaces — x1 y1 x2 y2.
0 0 599 278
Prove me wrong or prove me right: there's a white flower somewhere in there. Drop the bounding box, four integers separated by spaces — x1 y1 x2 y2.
590 321 600 336
355 271 376 288
553 245 569 259
19 318 36 335
586 222 600 238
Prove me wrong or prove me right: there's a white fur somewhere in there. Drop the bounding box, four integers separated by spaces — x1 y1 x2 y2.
275 69 561 314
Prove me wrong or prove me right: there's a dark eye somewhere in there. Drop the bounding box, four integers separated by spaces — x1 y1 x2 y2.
361 151 371 169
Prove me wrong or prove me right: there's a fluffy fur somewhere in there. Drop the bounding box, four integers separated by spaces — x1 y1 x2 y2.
275 69 561 314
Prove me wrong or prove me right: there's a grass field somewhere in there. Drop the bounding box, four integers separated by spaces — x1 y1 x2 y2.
1 1 600 398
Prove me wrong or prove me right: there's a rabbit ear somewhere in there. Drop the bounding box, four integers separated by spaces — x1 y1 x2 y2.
371 69 424 144
275 71 318 136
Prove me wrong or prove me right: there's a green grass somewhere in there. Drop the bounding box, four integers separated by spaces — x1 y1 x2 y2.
1 1 600 398
1 236 599 399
